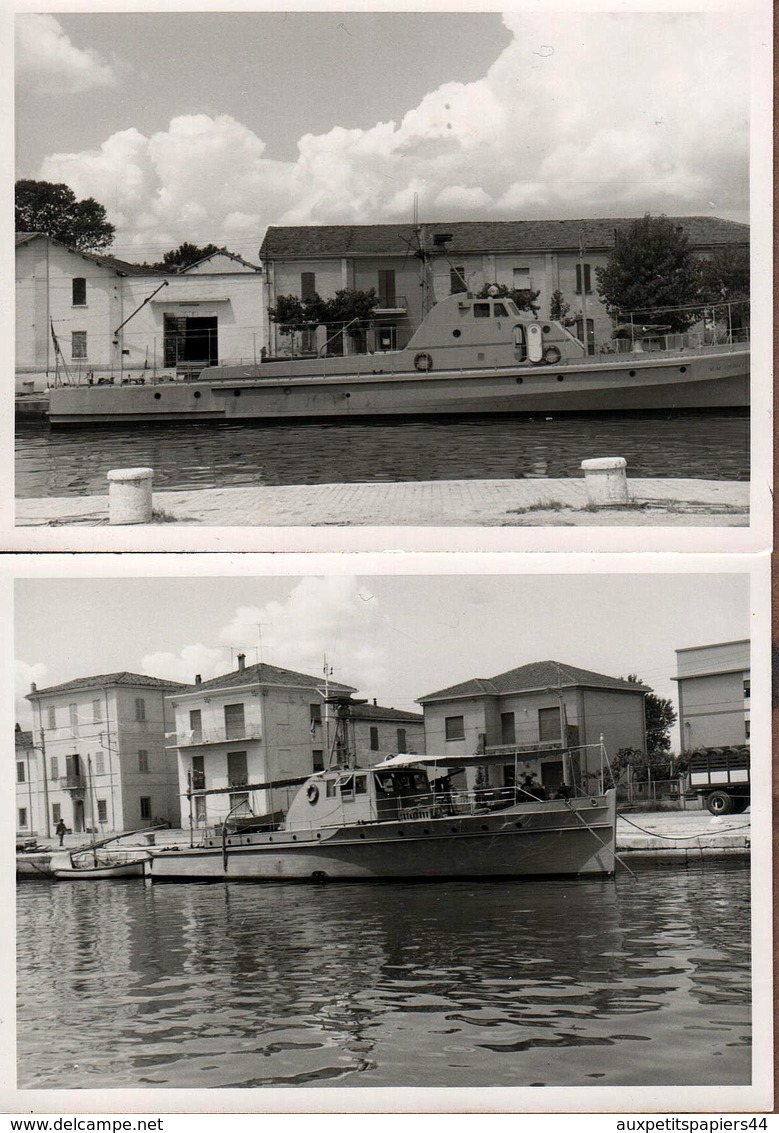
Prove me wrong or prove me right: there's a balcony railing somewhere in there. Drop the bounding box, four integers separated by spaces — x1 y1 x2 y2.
61 774 86 791
171 726 261 748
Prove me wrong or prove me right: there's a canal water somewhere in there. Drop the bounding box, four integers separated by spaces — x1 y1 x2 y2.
17 863 750 1090
15 411 749 498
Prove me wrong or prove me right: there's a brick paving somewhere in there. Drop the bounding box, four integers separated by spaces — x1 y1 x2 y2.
16 477 749 528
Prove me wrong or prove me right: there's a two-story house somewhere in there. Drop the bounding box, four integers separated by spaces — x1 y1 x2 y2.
350 701 425 766
418 660 648 793
260 216 748 358
166 655 356 829
25 672 188 837
674 640 750 751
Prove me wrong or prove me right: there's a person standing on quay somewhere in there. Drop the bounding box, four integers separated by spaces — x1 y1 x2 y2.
55 819 67 846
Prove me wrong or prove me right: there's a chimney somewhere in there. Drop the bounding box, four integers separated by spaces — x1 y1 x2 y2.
373 698 377 706
30 682 37 693
195 674 202 685
237 653 246 672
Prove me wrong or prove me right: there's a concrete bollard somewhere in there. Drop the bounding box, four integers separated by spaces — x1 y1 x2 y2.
107 467 154 525
581 457 629 507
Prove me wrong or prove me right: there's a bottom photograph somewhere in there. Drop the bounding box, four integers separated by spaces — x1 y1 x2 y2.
11 564 766 1106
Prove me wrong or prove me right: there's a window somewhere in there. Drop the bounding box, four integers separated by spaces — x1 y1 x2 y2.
92 699 101 722
501 712 516 745
513 267 531 290
69 703 79 734
493 302 509 317
339 775 354 799
575 263 592 295
450 266 467 294
575 317 595 357
189 709 202 741
47 706 56 729
312 749 325 772
473 302 491 318
301 272 316 302
309 703 322 726
745 720 750 740
138 749 149 773
227 750 248 786
369 726 380 751
326 779 336 798
134 697 146 722
377 324 397 351
378 269 396 307
397 728 407 753
18 807 28 829
52 803 61 824
224 702 245 739
191 755 205 791
97 799 107 823
538 706 562 742
355 775 368 795
139 797 152 820
194 796 207 823
17 761 25 784
71 331 87 360
72 277 86 306
94 750 105 775
743 679 750 699
50 756 59 780
445 716 465 741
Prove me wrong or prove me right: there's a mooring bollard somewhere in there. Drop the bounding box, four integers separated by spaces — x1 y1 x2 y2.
107 467 154 525
581 457 629 507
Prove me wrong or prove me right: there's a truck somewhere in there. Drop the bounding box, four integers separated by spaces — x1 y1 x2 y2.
686 746 750 815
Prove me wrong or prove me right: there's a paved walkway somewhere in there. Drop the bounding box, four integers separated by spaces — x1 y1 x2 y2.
16 476 749 527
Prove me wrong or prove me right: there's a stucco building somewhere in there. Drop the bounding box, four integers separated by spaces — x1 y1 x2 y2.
15 234 264 390
674 640 750 751
24 672 188 838
418 660 648 793
260 216 748 358
350 701 425 766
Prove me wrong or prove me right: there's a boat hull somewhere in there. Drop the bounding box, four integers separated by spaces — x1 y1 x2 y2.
145 793 616 882
51 860 146 880
46 351 749 425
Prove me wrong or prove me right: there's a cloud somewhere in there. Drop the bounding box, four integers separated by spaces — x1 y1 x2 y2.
35 13 748 251
15 660 48 729
16 14 117 95
141 644 228 686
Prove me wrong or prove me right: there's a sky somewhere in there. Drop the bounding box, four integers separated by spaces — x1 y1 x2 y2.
14 9 751 264
14 569 751 752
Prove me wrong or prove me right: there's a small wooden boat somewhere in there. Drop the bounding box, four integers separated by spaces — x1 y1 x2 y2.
50 849 150 880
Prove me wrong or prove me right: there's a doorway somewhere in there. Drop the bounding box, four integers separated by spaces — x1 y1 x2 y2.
163 315 218 369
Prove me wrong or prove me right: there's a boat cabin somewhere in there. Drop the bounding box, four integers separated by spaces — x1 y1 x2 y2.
284 766 441 829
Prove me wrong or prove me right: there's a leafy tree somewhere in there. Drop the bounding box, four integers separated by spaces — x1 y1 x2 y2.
476 282 541 316
549 289 573 324
624 673 678 757
154 242 223 272
268 288 380 354
698 245 750 332
596 214 703 333
268 293 312 335
15 179 115 252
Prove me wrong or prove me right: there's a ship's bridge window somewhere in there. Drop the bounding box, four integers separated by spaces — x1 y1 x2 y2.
473 303 491 318
355 775 368 795
493 303 509 317
339 775 354 798
326 779 337 798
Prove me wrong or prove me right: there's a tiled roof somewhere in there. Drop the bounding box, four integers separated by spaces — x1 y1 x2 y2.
180 661 356 695
27 672 191 698
15 231 155 276
350 703 423 723
419 661 648 702
181 249 261 273
261 217 748 260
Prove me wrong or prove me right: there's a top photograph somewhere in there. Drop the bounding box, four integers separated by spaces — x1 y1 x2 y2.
12 9 765 542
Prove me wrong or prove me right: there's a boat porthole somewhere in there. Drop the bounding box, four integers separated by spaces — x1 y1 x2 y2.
556 374 564 382
452 329 461 338
515 821 523 828
316 833 321 839
268 836 273 842
359 832 366 839
194 391 201 399
680 366 687 373
515 377 523 384
292 834 297 841
450 827 458 833
543 325 552 334
154 392 161 400
481 824 489 831
629 370 636 377
233 389 241 397
590 799 599 807
398 829 405 836
423 829 430 835
345 392 351 398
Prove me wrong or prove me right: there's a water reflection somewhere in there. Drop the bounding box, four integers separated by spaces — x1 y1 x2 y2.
17 867 750 1089
16 411 749 498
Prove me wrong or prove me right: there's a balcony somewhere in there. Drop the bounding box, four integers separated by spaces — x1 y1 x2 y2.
372 295 407 316
170 726 262 748
60 774 86 792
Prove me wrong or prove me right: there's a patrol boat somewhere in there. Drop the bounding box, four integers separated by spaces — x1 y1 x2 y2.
46 292 749 425
144 698 617 883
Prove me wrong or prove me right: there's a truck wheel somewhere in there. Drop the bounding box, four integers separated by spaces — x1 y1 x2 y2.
731 798 749 814
706 790 734 816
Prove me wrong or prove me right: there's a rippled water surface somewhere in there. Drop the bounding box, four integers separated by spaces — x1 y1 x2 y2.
17 866 750 1089
16 411 749 498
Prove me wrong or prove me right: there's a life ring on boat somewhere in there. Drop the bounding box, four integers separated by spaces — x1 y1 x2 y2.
306 784 320 805
543 345 562 365
414 352 433 372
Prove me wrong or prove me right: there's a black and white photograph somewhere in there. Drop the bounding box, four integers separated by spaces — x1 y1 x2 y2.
6 557 772 1111
10 6 770 539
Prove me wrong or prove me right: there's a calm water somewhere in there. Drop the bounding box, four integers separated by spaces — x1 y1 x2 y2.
15 411 749 498
17 864 750 1089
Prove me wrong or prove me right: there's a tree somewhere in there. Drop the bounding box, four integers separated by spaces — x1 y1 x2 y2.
549 289 573 324
596 214 703 333
698 245 750 332
154 242 223 272
476 282 541 316
15 179 115 252
268 287 379 353
624 673 678 758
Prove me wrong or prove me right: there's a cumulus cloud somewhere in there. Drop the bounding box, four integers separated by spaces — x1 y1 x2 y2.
36 13 748 251
16 14 116 94
141 644 228 686
15 660 48 729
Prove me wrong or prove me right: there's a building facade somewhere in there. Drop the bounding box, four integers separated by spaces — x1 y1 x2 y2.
24 672 188 838
166 656 357 830
15 727 38 837
674 640 750 751
349 701 426 767
260 216 749 358
16 234 264 390
418 660 648 793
